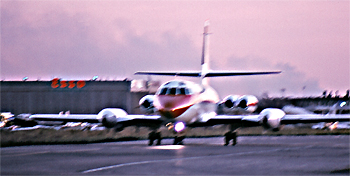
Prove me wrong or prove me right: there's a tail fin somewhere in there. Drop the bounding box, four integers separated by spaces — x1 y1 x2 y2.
201 20 210 86
134 21 281 83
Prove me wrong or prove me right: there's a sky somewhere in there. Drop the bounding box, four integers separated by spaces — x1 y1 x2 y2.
1 1 349 98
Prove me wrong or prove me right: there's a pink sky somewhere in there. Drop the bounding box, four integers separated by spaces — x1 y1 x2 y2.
1 1 349 97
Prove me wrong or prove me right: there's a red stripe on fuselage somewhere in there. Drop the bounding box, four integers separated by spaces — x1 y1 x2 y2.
155 95 194 119
158 104 193 119
248 102 258 107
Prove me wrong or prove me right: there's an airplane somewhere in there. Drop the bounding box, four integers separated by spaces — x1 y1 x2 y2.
28 20 350 146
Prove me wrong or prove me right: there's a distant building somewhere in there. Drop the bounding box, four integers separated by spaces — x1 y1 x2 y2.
131 79 160 93
1 79 152 115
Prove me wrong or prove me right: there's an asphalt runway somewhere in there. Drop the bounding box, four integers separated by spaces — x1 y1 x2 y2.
1 135 349 175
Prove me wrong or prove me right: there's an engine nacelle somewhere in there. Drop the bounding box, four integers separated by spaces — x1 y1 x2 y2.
221 95 258 113
139 95 155 114
222 95 240 109
97 108 128 130
259 108 285 131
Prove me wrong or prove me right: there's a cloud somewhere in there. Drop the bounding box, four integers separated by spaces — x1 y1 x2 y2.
1 5 200 81
1 1 347 97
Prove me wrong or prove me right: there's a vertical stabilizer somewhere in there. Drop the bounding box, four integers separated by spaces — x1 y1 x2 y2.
135 20 281 79
201 20 210 86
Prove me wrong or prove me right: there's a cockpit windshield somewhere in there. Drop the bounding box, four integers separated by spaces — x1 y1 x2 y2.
156 81 193 95
158 87 192 95
169 88 177 95
159 88 168 95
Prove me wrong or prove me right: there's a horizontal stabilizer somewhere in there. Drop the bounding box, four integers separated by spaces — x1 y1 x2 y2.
135 71 201 77
204 71 281 77
135 71 281 77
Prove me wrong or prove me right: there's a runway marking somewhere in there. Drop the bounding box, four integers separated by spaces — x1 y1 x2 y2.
2 148 101 157
82 145 313 174
55 148 101 153
3 151 51 157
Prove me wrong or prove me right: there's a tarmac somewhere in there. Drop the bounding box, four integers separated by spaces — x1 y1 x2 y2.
1 135 349 175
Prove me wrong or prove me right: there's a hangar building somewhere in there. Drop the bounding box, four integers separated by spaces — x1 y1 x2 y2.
1 79 150 115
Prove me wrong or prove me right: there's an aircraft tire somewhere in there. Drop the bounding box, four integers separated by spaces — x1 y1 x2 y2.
232 132 237 146
173 136 185 145
224 131 237 146
224 132 231 146
156 132 162 145
148 131 156 146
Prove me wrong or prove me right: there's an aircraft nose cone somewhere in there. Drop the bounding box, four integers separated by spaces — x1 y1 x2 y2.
164 101 176 109
155 95 194 118
158 95 192 110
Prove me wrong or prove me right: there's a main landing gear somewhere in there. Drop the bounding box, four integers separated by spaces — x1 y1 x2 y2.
225 124 240 146
148 129 236 146
173 136 185 145
224 131 237 146
148 131 162 146
148 131 185 145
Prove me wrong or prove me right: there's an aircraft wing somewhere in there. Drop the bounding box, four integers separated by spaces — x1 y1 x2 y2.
189 115 260 127
29 113 163 128
29 114 100 123
280 114 350 124
28 109 349 130
114 115 163 128
188 108 349 129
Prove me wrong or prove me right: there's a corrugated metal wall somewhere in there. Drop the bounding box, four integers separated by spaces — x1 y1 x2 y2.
1 80 150 115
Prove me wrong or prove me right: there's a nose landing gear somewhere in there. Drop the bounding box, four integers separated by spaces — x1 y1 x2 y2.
173 136 185 145
148 131 162 146
224 131 237 146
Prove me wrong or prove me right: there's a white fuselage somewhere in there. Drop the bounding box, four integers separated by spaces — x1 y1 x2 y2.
153 80 219 124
